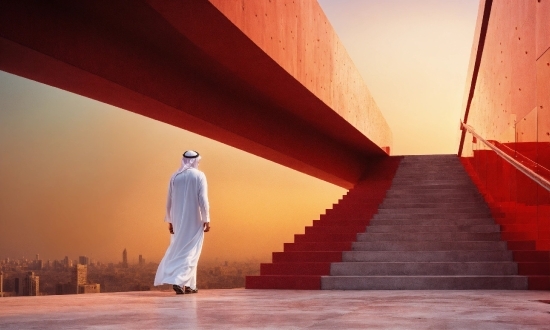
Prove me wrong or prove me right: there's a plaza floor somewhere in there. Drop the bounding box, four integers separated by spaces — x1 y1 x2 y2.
1 289 550 329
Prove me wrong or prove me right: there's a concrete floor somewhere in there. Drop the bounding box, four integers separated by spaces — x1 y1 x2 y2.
1 290 550 329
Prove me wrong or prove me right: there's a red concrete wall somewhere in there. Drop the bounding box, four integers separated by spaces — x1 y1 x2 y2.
208 0 392 151
462 0 547 143
460 1 550 287
0 1 393 189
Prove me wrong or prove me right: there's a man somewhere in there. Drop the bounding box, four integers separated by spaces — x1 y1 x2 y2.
154 150 211 295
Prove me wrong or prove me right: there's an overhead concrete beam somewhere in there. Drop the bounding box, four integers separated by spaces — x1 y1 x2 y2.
0 0 392 188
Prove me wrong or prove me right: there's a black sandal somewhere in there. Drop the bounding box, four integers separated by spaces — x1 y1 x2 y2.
172 285 185 295
184 286 198 294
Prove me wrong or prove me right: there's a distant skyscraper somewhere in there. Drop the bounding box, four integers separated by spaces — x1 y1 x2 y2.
63 256 72 269
138 255 144 266
71 264 87 294
0 271 4 297
35 254 39 261
26 272 39 296
16 272 39 296
122 249 128 268
78 256 89 266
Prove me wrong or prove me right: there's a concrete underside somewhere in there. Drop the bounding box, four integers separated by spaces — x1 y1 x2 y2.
0 0 392 188
2 290 550 329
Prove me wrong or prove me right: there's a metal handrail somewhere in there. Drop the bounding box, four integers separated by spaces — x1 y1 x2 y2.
461 121 550 193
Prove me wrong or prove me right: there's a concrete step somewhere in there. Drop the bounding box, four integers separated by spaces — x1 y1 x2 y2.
261 262 331 275
369 218 495 226
330 262 518 276
390 180 474 185
305 225 367 234
391 178 473 182
386 190 480 196
377 200 487 207
371 213 493 220
366 224 500 233
385 191 481 196
321 275 528 290
381 198 485 204
379 202 488 209
342 250 514 262
377 208 490 215
395 174 469 177
356 232 501 242
393 178 471 182
381 203 486 208
294 233 357 243
351 241 507 251
313 219 370 226
273 251 342 263
387 184 477 190
284 241 352 252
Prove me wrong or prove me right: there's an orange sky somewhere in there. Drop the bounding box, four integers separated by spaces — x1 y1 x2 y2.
319 0 479 155
0 0 479 264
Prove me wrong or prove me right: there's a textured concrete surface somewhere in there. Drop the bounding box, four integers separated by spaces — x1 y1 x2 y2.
2 290 550 329
208 0 393 151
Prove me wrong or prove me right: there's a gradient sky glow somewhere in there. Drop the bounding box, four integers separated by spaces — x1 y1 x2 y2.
0 1 479 264
319 0 479 155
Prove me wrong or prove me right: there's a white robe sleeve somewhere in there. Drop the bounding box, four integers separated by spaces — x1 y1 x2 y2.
164 180 172 223
198 173 210 223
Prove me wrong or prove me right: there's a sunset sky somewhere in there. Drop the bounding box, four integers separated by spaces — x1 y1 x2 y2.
0 0 479 264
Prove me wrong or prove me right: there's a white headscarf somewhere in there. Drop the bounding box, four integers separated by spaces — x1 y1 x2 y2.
171 150 201 183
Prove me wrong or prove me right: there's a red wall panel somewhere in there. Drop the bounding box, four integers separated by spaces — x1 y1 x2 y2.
461 0 550 254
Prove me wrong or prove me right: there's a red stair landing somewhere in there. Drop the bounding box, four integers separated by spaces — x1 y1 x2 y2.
246 157 402 290
460 158 550 290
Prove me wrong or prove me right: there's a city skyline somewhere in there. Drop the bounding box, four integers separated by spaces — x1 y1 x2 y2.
1 252 260 297
2 248 149 266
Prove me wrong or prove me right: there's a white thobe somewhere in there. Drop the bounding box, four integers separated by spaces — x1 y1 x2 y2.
154 168 210 289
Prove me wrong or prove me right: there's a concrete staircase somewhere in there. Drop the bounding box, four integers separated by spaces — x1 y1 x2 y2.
322 155 528 289
246 157 402 289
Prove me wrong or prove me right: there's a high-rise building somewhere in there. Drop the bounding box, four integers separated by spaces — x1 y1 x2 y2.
63 256 72 269
122 248 128 268
71 264 87 294
63 264 100 294
0 271 4 297
26 272 39 296
15 272 39 296
78 256 89 266
138 255 144 266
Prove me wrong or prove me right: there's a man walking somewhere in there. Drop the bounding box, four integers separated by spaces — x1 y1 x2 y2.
154 150 210 294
